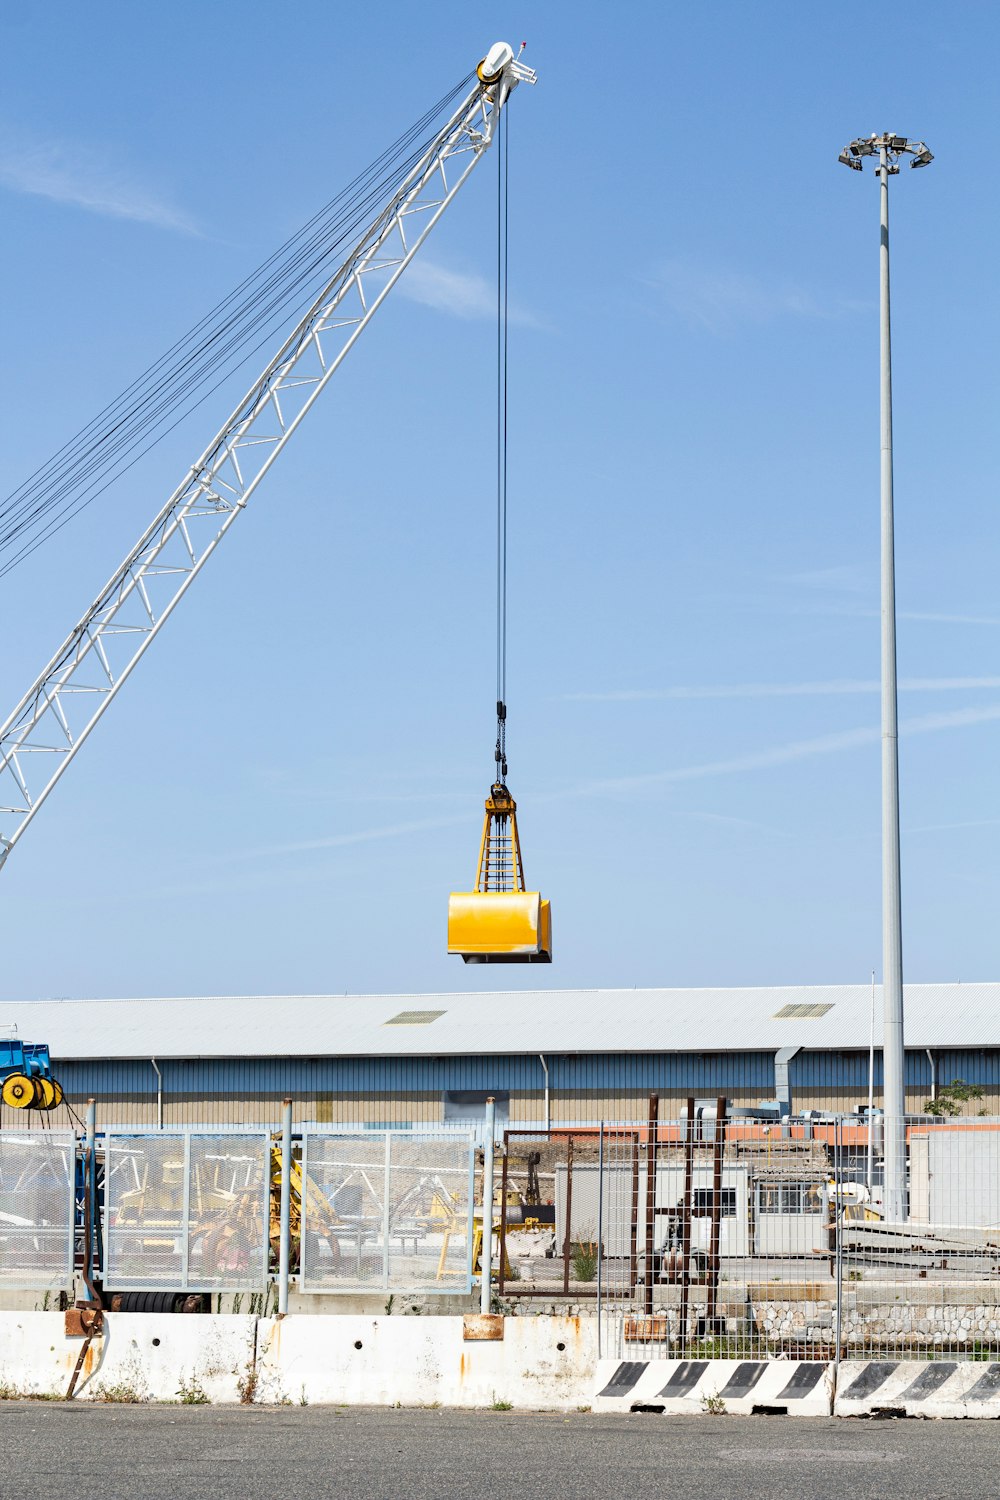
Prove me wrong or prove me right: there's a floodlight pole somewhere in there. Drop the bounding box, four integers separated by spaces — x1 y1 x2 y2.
839 132 933 1222
877 138 907 1225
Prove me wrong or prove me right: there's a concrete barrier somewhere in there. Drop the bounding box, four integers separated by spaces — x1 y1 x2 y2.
256 1314 596 1408
0 1312 256 1402
593 1358 834 1416
835 1358 1000 1418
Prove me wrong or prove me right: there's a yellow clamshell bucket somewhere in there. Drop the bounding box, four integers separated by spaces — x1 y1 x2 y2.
448 783 551 963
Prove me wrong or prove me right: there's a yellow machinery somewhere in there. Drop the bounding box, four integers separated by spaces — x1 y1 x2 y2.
110 1141 343 1278
448 781 551 963
268 1142 342 1268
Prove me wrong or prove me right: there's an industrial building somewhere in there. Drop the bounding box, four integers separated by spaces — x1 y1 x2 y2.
2 982 998 1131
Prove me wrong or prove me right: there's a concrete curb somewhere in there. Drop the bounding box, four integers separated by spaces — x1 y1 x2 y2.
835 1359 1000 1418
592 1358 834 1416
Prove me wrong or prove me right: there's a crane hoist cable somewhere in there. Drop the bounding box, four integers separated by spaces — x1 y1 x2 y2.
495 101 510 788
0 73 475 577
447 59 551 964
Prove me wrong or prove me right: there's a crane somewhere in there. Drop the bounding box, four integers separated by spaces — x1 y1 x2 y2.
0 41 536 899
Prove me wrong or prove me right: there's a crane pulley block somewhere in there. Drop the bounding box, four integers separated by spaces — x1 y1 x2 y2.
448 783 552 964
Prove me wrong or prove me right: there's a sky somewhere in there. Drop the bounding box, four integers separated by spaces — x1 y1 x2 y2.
0 1 997 1001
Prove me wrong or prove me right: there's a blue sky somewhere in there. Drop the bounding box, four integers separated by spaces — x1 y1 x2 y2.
0 1 997 1000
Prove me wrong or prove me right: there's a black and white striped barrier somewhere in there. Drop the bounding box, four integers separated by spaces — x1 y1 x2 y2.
835 1359 1000 1418
593 1359 833 1416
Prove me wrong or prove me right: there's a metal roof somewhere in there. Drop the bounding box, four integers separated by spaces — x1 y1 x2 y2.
0 983 996 1061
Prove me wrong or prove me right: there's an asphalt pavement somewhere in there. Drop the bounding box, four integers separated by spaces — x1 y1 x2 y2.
0 1404 996 1500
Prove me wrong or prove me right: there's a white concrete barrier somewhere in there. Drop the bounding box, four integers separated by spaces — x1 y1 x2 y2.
256 1314 596 1408
0 1311 256 1403
593 1358 834 1416
0 1311 591 1408
835 1358 1000 1418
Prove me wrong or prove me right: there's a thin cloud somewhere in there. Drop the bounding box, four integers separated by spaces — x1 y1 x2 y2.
779 563 870 594
215 814 470 863
907 817 1000 834
578 703 1000 797
398 259 538 325
215 792 783 866
0 132 198 233
900 611 1000 627
771 602 1000 627
567 677 1000 703
644 258 860 335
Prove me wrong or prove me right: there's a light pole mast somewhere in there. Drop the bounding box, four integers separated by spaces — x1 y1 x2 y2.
839 132 933 1222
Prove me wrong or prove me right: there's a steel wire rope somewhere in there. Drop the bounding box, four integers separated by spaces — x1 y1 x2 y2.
0 144 447 566
0 94 472 568
0 74 475 573
0 75 471 535
0 130 445 547
494 104 510 786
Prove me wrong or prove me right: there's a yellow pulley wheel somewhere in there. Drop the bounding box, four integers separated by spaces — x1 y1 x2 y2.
34 1077 56 1110
2 1074 37 1109
49 1080 65 1109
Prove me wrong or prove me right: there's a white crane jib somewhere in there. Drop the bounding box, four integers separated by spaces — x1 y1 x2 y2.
0 43 535 869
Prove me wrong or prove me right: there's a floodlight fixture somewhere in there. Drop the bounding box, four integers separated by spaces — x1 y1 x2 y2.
839 132 935 173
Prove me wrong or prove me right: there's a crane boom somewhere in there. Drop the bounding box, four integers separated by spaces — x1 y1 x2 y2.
0 44 534 868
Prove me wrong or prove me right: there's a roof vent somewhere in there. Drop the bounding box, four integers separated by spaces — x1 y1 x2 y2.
384 1009 446 1026
773 1003 833 1019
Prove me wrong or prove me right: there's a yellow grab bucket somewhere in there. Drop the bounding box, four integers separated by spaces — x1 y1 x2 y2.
448 891 552 964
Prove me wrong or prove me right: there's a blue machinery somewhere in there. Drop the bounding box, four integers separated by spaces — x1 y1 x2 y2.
0 1037 64 1110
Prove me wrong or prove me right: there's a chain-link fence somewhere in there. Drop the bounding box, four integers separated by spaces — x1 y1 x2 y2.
834 1116 1000 1359
103 1132 270 1292
594 1106 1000 1363
0 1130 76 1290
299 1130 474 1294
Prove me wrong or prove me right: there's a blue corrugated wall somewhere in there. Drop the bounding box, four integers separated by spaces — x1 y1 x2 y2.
49 1048 1000 1098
